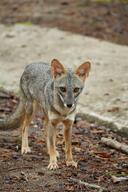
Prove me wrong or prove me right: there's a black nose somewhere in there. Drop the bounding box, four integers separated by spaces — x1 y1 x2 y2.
67 104 73 108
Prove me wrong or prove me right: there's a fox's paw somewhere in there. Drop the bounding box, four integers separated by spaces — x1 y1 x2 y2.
66 160 77 168
47 161 59 170
21 146 31 154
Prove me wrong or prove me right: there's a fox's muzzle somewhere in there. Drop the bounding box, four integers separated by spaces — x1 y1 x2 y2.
59 91 75 109
64 103 74 108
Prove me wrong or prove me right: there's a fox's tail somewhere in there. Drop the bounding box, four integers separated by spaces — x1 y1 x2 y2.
0 100 25 130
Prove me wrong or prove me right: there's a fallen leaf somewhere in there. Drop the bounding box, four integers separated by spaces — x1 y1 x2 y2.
93 151 112 158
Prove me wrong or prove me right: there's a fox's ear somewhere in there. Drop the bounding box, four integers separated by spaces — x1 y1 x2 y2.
51 59 65 78
76 61 91 81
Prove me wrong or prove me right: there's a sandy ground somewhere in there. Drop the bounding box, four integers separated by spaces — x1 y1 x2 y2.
0 24 128 132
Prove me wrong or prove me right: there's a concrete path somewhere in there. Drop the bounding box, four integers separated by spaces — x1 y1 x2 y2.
0 24 128 134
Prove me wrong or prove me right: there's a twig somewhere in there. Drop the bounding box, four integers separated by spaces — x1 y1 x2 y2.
69 177 108 192
8 165 33 171
101 137 128 155
111 175 128 183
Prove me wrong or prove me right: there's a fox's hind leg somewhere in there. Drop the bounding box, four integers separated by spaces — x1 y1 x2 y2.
21 101 33 154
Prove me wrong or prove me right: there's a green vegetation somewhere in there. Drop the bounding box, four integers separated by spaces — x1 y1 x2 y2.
93 0 128 3
93 0 113 2
17 21 33 26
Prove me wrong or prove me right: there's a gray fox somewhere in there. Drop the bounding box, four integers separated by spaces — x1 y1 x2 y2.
0 59 91 169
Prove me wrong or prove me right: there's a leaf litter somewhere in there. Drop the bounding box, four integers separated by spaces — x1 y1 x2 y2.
0 89 128 192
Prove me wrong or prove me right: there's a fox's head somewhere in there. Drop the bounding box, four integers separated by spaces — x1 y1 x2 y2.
51 59 91 109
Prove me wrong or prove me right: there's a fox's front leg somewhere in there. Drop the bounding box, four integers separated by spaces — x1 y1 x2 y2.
47 119 59 170
63 119 77 168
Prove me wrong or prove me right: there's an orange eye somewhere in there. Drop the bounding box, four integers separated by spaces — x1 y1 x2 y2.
60 87 66 92
73 87 80 93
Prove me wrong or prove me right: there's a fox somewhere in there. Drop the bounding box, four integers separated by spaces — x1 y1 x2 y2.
0 59 91 169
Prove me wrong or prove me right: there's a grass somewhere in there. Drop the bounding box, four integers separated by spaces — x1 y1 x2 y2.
17 21 33 26
93 0 128 3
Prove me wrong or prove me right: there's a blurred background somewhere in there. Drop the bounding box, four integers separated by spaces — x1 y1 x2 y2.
0 0 128 45
0 1 128 192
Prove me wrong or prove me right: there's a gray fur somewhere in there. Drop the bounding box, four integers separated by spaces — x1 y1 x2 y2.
0 61 87 131
20 62 84 117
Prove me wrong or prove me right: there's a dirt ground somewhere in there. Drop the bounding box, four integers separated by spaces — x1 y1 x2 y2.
0 91 128 191
0 0 128 45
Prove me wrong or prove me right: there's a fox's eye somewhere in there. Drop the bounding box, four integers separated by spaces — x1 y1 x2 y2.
60 87 66 92
73 87 80 93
